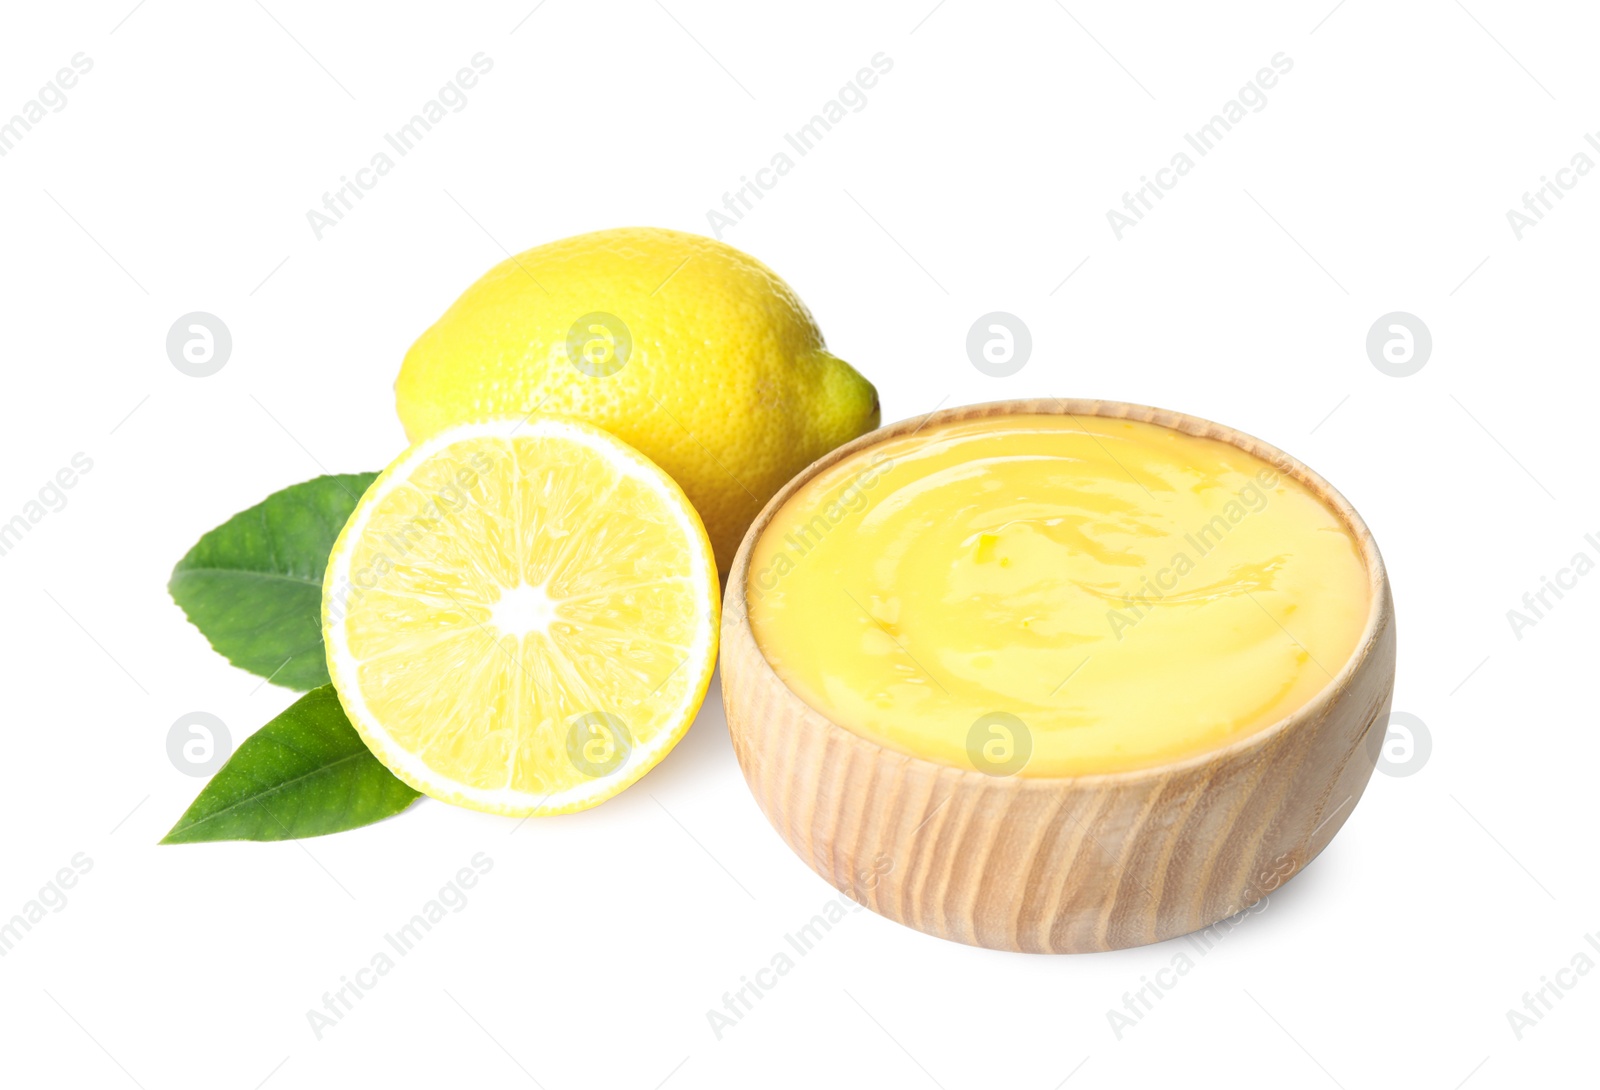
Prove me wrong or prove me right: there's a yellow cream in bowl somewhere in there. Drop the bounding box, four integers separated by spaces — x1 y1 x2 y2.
745 413 1370 776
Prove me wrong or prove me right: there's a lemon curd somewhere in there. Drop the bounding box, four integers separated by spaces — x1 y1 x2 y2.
746 413 1371 776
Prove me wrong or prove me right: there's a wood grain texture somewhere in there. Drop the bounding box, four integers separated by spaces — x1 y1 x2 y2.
720 399 1396 954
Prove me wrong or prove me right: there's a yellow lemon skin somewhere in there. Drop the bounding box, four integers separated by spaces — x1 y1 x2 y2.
395 227 880 573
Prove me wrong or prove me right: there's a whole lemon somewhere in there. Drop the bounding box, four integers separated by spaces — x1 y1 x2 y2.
395 227 880 574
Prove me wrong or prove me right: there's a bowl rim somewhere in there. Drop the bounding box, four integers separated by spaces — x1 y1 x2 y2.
724 397 1394 788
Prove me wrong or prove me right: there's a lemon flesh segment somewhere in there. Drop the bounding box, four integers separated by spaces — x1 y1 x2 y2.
322 418 719 816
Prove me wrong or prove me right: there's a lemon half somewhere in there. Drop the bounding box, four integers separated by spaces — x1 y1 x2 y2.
322 417 719 816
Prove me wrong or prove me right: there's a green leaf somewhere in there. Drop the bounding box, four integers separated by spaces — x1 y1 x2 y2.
169 472 378 691
161 686 420 844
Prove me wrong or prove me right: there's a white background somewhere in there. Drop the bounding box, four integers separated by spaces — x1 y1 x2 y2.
0 1 1593 1086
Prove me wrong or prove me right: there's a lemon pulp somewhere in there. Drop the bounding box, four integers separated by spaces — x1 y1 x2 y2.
746 413 1370 776
323 417 718 815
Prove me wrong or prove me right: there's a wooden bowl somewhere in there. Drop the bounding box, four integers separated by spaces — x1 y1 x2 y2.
720 399 1395 954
